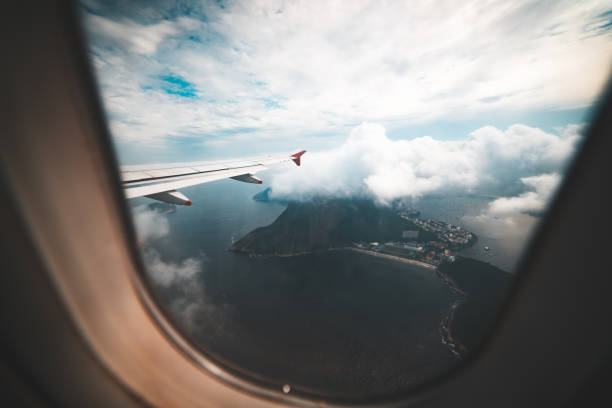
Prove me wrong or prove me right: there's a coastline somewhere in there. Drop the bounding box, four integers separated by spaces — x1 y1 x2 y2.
234 246 438 271
436 269 468 297
232 245 468 358
440 299 466 357
436 269 469 356
339 247 438 270
341 247 469 357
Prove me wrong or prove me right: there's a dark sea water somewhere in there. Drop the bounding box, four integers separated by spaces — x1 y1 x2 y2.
196 252 457 397
132 179 526 397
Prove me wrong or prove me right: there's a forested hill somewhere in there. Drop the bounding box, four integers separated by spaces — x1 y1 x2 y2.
230 198 415 256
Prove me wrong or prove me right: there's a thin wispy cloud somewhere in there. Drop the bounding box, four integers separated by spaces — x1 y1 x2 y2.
86 14 178 56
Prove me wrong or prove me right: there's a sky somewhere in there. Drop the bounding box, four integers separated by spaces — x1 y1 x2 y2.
82 0 612 248
81 0 612 164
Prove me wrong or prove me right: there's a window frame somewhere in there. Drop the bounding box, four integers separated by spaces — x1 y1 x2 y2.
2 1 612 407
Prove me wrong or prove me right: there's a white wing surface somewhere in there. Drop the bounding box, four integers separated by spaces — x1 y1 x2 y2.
121 150 305 205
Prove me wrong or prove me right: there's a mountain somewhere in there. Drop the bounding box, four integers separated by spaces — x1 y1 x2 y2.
230 196 513 360
230 198 415 255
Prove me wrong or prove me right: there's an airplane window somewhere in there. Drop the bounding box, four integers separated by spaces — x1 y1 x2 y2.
78 0 612 400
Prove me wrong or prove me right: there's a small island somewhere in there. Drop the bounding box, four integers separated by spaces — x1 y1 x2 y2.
252 187 272 202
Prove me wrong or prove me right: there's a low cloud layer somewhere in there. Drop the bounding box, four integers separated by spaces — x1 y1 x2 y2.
270 122 581 204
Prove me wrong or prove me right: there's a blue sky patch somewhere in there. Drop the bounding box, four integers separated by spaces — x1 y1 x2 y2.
158 74 198 98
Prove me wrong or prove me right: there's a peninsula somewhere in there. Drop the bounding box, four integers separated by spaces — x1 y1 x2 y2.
231 196 511 357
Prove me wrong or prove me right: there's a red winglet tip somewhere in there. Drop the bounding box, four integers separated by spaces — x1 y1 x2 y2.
291 150 305 166
258 180 263 184
185 200 192 206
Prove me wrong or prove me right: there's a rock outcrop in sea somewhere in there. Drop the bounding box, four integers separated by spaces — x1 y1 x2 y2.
252 187 272 202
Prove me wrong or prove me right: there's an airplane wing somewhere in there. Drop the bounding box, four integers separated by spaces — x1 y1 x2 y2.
121 150 305 205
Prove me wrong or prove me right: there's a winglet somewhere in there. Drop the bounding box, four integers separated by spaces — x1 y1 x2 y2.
290 150 306 166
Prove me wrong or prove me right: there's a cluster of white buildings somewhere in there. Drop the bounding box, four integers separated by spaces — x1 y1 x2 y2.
410 219 473 247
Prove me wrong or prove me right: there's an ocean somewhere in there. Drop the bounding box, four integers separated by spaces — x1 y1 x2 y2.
416 195 536 272
131 176 534 397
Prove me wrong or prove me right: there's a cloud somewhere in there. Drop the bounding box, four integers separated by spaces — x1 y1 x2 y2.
269 122 582 203
140 246 219 333
459 172 563 264
130 205 222 332
142 249 202 288
488 173 562 216
132 205 169 242
80 0 612 152
86 14 178 55
461 173 562 270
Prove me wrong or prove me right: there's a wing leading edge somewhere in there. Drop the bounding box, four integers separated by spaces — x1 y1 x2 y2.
121 150 305 205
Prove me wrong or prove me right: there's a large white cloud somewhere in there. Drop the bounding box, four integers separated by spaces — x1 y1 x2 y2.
269 122 581 203
81 0 612 149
